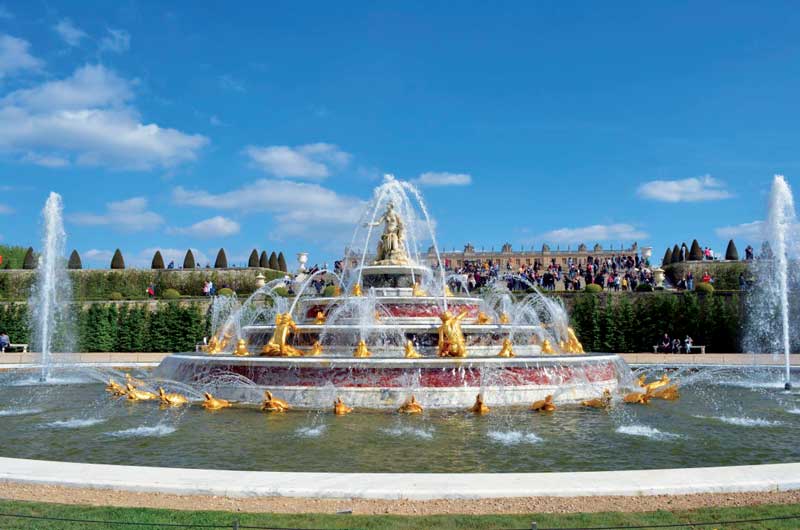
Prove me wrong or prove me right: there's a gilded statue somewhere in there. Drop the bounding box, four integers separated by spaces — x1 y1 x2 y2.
412 281 428 297
314 311 326 325
105 379 126 396
233 338 250 356
541 339 554 354
351 283 363 297
623 390 651 404
205 333 231 354
367 202 409 265
437 310 468 357
202 392 231 410
444 285 455 297
497 338 515 358
476 312 492 325
261 390 290 412
469 393 490 414
643 374 670 393
125 384 156 402
398 394 423 414
158 387 189 407
530 395 556 412
374 310 383 321
307 341 324 356
404 340 421 358
651 384 679 401
333 397 353 415
582 389 612 408
353 339 372 358
499 313 510 325
565 327 584 354
125 373 147 387
261 313 303 357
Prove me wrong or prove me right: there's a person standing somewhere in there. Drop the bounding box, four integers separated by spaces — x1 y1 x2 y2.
0 331 9 352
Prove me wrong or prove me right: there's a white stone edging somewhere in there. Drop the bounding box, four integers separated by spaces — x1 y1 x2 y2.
0 457 798 500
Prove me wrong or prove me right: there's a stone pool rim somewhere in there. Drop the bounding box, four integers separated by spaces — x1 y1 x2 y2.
0 457 798 499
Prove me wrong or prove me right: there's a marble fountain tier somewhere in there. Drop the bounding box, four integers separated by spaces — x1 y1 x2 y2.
158 183 631 409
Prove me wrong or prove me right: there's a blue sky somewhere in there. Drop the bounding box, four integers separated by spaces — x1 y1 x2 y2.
0 1 798 267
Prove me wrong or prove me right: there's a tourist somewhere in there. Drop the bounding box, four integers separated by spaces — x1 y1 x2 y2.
167 260 175 269
687 272 694 291
208 281 215 296
701 271 712 283
684 335 694 353
202 281 210 296
659 333 671 353
745 245 754 260
146 284 155 298
739 273 747 290
0 331 9 353
671 338 682 353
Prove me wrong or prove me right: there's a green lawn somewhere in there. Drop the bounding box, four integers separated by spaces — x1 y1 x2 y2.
0 499 799 529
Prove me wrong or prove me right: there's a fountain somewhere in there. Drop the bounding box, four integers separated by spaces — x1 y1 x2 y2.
28 192 72 381
158 176 631 408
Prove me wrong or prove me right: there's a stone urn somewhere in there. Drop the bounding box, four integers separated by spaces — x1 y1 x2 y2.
255 273 266 289
296 252 309 273
653 267 665 288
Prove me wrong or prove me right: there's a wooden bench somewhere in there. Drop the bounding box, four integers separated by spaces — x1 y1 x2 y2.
1 343 28 353
652 344 705 354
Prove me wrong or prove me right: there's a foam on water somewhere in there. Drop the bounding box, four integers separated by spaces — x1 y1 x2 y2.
0 408 43 417
487 430 543 445
4 375 94 387
616 424 682 440
106 424 176 438
694 415 784 427
787 408 800 415
45 418 106 429
295 425 327 438
381 425 434 440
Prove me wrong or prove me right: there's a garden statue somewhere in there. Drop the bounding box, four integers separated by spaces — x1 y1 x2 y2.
158 387 189 407
398 395 423 414
404 340 421 358
651 384 679 400
412 281 428 297
497 338 515 357
105 379 125 396
530 394 556 412
261 390 290 412
623 390 651 404
351 283 363 297
314 311 326 325
541 339 554 354
333 397 352 415
499 312 510 324
438 310 468 357
261 313 303 357
202 392 231 410
469 393 490 414
367 202 409 265
643 374 670 393
308 341 324 356
582 389 612 408
353 339 372 358
233 338 250 356
125 384 156 402
565 327 584 353
476 312 492 325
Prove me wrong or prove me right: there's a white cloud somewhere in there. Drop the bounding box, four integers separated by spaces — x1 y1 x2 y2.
100 28 130 53
538 223 648 244
218 74 245 92
22 152 69 167
83 249 114 263
244 143 351 180
0 34 42 79
69 197 164 232
715 220 765 241
53 19 87 47
173 179 364 242
414 171 472 186
637 174 733 202
0 64 207 170
168 216 240 238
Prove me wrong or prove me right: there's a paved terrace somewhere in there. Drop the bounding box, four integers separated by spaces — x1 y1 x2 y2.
0 352 798 368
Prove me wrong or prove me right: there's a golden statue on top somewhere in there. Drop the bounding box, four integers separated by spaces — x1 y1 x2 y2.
367 202 409 265
564 327 584 354
497 338 515 358
438 310 468 357
233 338 250 356
261 313 303 357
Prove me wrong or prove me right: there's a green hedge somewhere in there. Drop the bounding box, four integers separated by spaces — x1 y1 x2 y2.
0 268 284 301
570 292 741 353
664 261 749 290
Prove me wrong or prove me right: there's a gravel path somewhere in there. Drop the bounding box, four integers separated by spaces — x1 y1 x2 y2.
1 483 798 515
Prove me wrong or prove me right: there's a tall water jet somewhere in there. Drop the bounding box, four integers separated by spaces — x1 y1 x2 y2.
766 175 794 390
29 192 73 381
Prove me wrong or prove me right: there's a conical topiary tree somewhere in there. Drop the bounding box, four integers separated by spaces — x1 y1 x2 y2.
214 248 228 269
671 244 681 264
248 249 259 268
688 239 703 261
725 239 739 261
183 249 195 269
151 250 165 269
67 249 82 270
259 250 268 268
110 249 125 269
268 251 278 269
22 247 35 269
277 252 287 272
662 247 673 266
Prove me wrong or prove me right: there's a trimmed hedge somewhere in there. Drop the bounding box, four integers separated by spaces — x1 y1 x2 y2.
68 250 82 270
664 261 749 291
0 245 30 269
151 251 165 270
183 250 196 270
22 247 35 269
635 283 654 292
162 288 181 299
110 249 125 269
695 281 715 293
214 249 228 269
689 239 703 261
216 287 234 297
584 283 602 293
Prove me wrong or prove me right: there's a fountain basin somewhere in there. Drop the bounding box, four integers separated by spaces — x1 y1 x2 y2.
156 352 624 409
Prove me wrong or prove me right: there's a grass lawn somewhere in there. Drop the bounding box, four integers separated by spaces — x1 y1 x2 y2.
0 498 799 529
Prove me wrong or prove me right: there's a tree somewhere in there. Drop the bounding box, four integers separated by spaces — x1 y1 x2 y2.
110 249 125 269
248 249 259 268
214 248 228 269
22 247 36 270
671 244 681 264
151 250 165 269
277 252 287 272
662 247 673 266
688 239 703 261
725 239 739 261
268 251 278 270
183 249 196 269
67 250 82 270
259 250 269 268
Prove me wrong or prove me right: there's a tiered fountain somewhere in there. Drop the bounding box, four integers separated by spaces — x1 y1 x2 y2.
159 176 631 408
